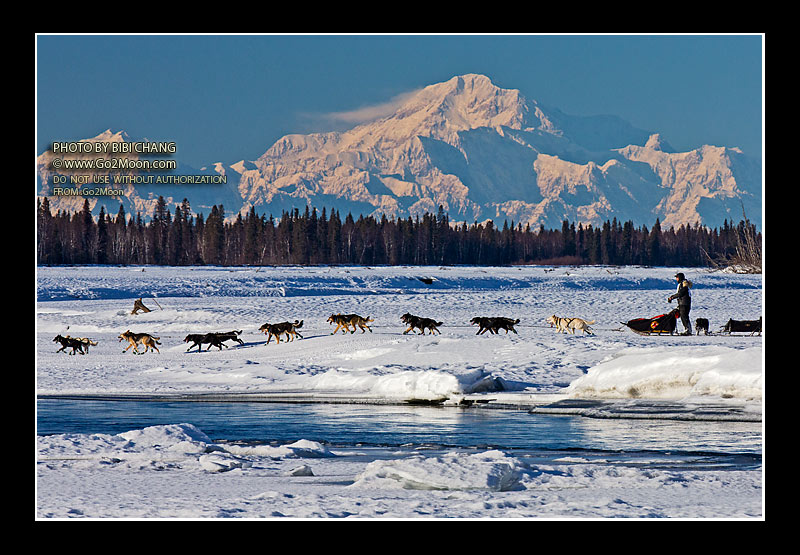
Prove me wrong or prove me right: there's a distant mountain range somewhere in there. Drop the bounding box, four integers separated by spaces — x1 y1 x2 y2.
37 74 762 230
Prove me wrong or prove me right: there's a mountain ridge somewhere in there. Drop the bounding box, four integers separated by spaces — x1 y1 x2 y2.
37 73 762 229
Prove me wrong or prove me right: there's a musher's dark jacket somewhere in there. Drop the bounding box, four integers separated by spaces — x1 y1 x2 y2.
668 280 692 306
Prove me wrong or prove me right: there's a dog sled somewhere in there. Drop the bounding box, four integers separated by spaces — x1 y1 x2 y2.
621 308 680 336
720 317 762 336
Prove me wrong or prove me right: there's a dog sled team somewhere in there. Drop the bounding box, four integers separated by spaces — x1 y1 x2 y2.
620 272 762 336
50 270 762 355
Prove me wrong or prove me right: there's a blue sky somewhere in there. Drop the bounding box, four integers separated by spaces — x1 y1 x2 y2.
36 34 763 168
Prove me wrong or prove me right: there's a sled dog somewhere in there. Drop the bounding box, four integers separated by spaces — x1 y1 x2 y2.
213 330 245 346
79 337 98 352
401 313 443 335
327 314 373 335
470 317 520 335
119 330 161 354
695 318 710 336
53 334 95 355
546 315 595 335
260 320 304 344
184 333 217 352
183 331 243 352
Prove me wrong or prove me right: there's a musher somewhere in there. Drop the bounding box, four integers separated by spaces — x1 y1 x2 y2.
667 272 693 335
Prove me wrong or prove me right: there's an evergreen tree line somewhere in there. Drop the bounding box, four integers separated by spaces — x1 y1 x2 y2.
36 196 761 268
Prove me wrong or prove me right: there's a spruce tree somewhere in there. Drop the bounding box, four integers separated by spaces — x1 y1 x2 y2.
647 219 663 266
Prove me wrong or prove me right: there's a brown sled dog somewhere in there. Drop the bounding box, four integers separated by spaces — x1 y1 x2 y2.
260 320 304 344
327 314 374 335
119 330 161 354
401 313 443 335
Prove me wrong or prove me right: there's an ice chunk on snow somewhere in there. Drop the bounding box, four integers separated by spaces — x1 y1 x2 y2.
223 439 334 459
118 423 212 454
351 450 527 491
199 452 251 472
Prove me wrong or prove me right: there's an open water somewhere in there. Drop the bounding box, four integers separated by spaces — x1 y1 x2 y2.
37 398 762 471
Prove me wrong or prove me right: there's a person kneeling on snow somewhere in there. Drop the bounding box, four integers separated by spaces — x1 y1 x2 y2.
667 272 693 335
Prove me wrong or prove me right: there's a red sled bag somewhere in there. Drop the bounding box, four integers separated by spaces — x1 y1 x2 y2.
622 308 680 335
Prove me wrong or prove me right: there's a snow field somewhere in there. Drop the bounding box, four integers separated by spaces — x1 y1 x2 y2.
36 265 764 519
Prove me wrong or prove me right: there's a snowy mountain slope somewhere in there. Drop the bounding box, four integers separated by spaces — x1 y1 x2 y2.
37 74 762 229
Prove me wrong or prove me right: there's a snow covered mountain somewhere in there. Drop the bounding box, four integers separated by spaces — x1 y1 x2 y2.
37 74 762 229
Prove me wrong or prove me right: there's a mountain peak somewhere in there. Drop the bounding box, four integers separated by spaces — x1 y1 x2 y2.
368 73 531 142
92 129 130 143
436 73 499 94
644 133 675 152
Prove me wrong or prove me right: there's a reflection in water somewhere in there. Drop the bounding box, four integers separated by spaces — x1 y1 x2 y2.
567 417 762 455
36 399 762 457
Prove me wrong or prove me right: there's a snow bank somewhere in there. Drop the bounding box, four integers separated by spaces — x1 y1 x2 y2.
37 423 333 475
306 368 495 400
38 423 216 472
565 346 763 400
